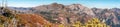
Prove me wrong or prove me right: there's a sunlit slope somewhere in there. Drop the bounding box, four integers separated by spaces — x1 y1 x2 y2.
17 14 52 27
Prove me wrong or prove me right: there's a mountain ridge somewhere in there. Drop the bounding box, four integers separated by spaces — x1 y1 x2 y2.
1 3 120 27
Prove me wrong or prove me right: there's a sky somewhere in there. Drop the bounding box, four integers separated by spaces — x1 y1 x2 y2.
0 0 120 8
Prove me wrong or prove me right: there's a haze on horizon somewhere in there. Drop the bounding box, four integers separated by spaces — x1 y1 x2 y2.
0 0 120 8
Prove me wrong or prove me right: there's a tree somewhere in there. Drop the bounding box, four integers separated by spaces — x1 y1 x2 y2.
85 18 109 27
72 21 81 27
58 24 64 27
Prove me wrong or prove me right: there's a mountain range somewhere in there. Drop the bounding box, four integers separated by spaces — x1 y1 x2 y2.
1 3 120 27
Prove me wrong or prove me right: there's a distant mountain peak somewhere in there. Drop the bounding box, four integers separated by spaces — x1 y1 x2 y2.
51 3 58 5
72 4 82 6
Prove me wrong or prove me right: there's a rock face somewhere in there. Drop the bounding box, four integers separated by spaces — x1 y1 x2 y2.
67 4 95 16
91 8 120 27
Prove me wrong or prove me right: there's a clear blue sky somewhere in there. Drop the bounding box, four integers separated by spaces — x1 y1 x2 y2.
0 0 120 8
